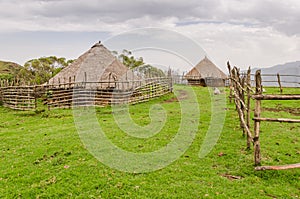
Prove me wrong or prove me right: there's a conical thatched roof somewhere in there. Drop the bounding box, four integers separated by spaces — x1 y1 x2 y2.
49 42 132 85
185 56 227 79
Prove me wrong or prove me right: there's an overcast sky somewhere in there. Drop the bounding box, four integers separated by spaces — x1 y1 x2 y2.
0 0 299 72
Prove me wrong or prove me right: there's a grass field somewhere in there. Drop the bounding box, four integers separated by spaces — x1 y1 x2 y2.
1 86 299 198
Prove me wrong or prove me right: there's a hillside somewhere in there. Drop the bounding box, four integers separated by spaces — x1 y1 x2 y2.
0 60 23 81
253 61 300 87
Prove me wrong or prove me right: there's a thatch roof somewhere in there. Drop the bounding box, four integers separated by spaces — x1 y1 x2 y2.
185 56 227 79
49 42 133 85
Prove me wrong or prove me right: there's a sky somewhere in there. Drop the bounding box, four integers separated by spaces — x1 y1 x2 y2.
0 0 299 73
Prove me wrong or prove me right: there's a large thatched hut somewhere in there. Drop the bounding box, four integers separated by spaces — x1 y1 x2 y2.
44 42 172 108
184 56 227 87
48 42 134 88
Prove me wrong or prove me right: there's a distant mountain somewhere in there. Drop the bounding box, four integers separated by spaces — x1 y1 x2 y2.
252 61 300 87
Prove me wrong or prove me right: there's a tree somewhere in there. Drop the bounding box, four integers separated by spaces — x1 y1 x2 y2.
18 56 74 84
135 64 166 78
113 49 144 69
112 50 165 77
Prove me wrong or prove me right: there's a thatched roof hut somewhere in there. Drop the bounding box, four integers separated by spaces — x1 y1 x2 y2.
185 56 227 87
49 42 134 87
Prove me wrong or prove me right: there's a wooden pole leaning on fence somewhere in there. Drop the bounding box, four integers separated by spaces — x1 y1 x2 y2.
239 70 246 136
227 62 253 148
227 62 233 103
254 70 262 165
233 67 244 133
246 67 252 149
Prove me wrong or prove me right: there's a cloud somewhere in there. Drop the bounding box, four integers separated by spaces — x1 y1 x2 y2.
0 0 299 70
0 0 299 35
175 22 300 70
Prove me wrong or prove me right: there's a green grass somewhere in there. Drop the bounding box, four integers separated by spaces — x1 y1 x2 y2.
0 86 299 198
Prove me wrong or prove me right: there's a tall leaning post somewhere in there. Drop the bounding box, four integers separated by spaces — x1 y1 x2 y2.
246 66 252 149
254 70 262 165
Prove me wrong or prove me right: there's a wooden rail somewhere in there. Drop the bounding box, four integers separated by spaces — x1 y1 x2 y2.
253 117 300 123
252 94 300 100
255 163 300 171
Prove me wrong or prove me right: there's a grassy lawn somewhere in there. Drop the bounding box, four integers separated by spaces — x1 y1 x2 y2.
0 86 299 198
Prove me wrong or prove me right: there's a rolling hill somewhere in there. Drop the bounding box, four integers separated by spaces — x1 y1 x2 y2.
0 60 23 81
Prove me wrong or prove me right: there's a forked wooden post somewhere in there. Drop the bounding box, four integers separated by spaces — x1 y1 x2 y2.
254 70 262 165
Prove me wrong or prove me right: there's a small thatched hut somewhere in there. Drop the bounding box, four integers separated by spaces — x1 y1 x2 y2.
184 56 227 87
48 42 134 88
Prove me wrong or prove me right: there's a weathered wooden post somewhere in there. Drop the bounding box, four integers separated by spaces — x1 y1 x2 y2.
254 70 262 165
34 86 37 110
69 77 72 88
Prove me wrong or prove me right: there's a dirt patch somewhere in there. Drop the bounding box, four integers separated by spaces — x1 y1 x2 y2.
164 90 188 103
164 97 178 103
220 173 243 181
262 107 300 116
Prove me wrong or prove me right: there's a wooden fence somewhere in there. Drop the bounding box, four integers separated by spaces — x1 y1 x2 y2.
227 62 300 170
250 73 300 89
0 86 36 110
0 77 172 111
252 70 300 170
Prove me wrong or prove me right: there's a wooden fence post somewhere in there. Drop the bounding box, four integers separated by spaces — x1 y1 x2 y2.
277 73 283 94
254 70 262 165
